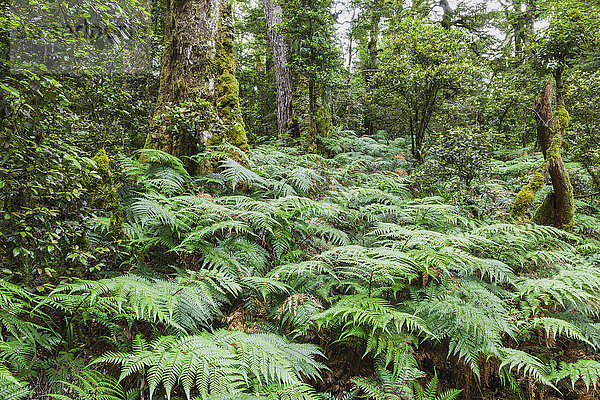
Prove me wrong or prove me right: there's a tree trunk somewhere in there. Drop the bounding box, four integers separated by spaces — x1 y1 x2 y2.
0 0 10 128
362 11 380 136
262 0 298 139
530 78 575 231
146 0 248 173
512 0 523 54
513 0 535 57
0 0 8 77
524 0 536 42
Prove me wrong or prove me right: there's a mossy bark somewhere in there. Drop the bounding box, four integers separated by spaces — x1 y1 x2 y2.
527 78 575 231
510 168 547 219
146 0 248 173
87 149 125 241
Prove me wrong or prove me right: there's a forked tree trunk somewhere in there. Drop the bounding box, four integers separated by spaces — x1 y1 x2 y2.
262 0 298 139
528 78 575 230
146 0 248 172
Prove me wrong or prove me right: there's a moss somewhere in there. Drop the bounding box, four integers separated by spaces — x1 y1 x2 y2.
226 122 249 152
546 134 563 163
510 169 546 219
86 149 125 240
109 191 125 240
532 190 555 226
213 44 235 74
555 106 570 134
94 149 110 183
216 73 239 119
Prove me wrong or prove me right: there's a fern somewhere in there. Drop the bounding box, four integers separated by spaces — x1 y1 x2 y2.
499 348 554 388
411 280 515 377
0 378 29 400
412 372 462 400
99 334 245 400
98 331 323 400
315 295 432 344
548 360 600 390
219 157 266 191
353 359 460 400
517 264 600 317
530 317 595 348
50 369 131 400
45 273 230 332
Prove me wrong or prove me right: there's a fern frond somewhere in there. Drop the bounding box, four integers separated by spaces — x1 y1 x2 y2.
530 317 594 348
549 360 600 390
0 378 29 400
316 295 432 339
47 274 226 332
499 348 554 388
98 334 245 400
219 158 266 191
50 369 127 400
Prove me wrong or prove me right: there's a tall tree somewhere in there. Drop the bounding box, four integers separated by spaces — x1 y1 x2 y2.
279 0 339 149
146 0 249 172
358 0 384 136
0 0 9 126
262 0 298 139
512 0 535 55
528 0 599 229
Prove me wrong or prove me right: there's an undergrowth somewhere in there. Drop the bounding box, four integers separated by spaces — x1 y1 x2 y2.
1 135 599 400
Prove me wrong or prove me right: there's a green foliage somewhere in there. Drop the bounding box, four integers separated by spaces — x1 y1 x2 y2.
532 0 600 73
549 360 600 390
99 331 323 400
353 359 461 400
280 0 340 83
3 2 600 399
50 369 133 400
417 128 493 188
373 17 481 160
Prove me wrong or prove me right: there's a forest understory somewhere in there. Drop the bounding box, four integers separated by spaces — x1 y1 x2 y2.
1 0 600 399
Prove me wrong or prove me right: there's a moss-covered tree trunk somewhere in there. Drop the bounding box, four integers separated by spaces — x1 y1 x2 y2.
146 0 248 173
529 78 575 230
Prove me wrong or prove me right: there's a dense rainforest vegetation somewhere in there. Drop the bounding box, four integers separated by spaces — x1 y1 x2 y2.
1 0 600 399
